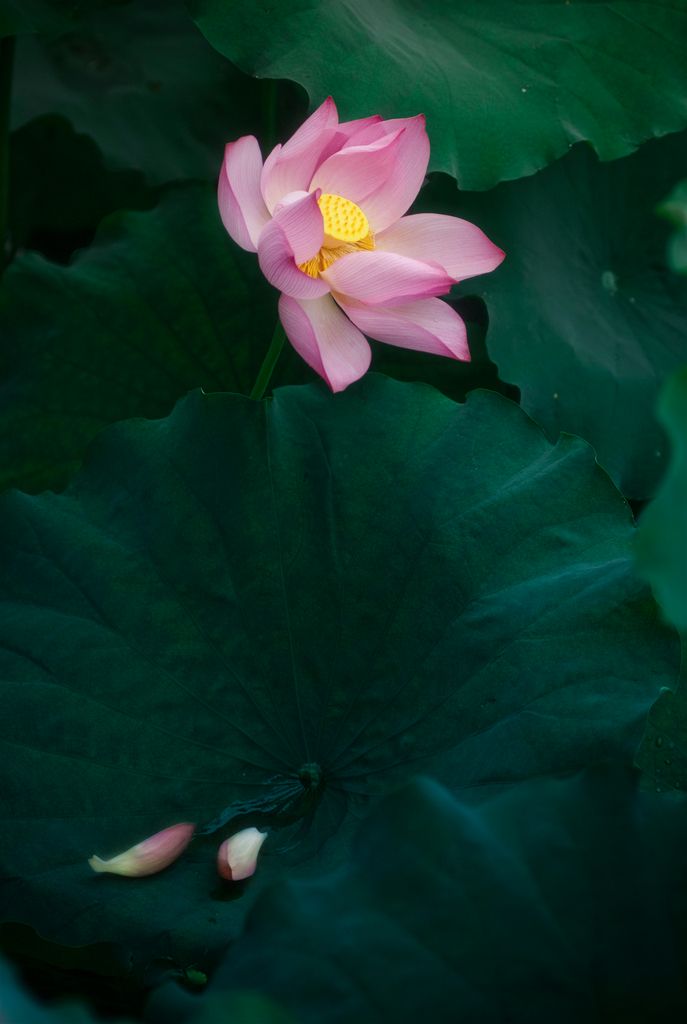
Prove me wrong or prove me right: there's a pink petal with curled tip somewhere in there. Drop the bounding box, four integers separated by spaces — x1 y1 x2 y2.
279 293 371 392
217 136 270 252
322 250 452 306
260 97 339 213
376 214 505 281
316 114 383 164
351 116 430 233
309 129 406 208
336 295 470 360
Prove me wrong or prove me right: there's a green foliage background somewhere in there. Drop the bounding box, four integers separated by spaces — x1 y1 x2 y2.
1 1 687 1020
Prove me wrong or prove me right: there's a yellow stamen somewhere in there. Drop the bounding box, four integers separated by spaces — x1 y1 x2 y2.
299 193 375 278
319 192 369 244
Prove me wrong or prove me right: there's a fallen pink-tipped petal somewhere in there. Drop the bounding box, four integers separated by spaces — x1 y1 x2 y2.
88 822 195 878
217 827 268 881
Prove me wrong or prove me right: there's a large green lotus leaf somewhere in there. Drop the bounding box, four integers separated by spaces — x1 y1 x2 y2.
0 377 677 972
166 769 687 1024
0 181 514 495
0 184 275 493
10 0 266 185
634 367 687 792
189 0 687 190
420 130 687 499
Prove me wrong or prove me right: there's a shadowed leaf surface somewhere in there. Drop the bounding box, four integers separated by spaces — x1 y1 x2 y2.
0 956 128 1023
0 184 274 492
659 178 687 274
636 367 687 631
172 769 687 1023
0 0 109 37
635 367 687 792
0 953 291 1024
0 377 677 972
10 0 264 185
9 116 155 260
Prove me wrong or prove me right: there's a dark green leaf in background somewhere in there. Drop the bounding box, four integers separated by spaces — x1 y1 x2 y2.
0 184 274 492
188 994 296 1024
0 1 57 38
659 178 687 274
153 990 296 1024
636 366 687 632
635 367 687 793
10 0 267 185
0 953 291 1024
0 377 677 972
160 768 687 1024
0 923 141 1019
368 297 518 408
189 0 687 190
9 116 155 259
0 957 113 1024
0 0 105 38
421 130 687 498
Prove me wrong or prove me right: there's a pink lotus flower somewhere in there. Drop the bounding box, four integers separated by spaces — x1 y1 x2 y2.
218 98 505 392
88 822 194 877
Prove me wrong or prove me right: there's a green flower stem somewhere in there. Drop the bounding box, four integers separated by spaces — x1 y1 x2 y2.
0 35 15 268
250 320 286 400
